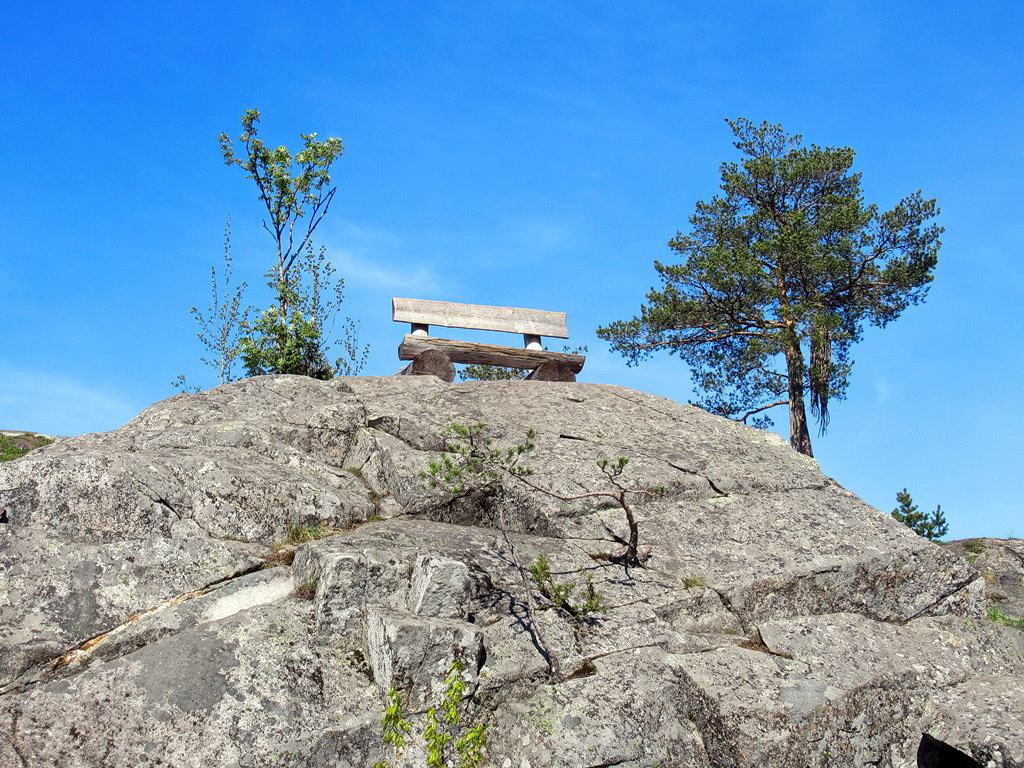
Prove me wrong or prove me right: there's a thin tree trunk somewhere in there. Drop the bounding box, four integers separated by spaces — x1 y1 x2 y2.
621 493 639 566
784 335 814 457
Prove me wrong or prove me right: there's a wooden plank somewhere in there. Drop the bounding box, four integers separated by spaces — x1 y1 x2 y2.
399 335 585 372
392 298 569 338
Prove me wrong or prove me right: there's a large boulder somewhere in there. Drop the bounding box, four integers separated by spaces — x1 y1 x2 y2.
0 375 1019 767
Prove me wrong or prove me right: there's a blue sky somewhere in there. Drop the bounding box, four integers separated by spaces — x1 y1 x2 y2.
2 1 1021 538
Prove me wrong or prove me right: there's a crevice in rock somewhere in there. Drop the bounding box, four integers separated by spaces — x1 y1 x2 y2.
130 473 238 543
905 573 982 622
705 477 729 497
738 629 794 659
700 583 749 633
0 560 269 695
564 642 666 680
3 711 29 768
662 460 732 499
558 433 588 441
603 387 688 424
277 420 354 434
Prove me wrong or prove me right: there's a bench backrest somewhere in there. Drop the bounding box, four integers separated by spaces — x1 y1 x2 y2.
392 298 569 339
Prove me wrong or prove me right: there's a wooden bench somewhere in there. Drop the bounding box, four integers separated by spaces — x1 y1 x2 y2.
393 297 586 382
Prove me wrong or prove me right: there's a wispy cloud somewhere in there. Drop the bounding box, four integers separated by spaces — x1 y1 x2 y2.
330 248 443 295
320 221 444 295
505 216 577 254
0 367 139 436
872 377 891 404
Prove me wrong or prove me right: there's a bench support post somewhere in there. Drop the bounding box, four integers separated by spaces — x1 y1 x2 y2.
524 334 543 350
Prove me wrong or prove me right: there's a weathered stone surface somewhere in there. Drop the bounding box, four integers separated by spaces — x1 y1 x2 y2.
945 537 1024 618
0 375 1020 767
0 524 265 687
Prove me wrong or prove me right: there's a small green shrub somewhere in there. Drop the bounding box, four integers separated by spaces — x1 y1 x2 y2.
375 661 487 768
423 422 656 569
964 539 986 555
282 522 335 546
528 553 607 621
988 607 1024 631
891 488 948 541
682 575 707 589
263 522 339 568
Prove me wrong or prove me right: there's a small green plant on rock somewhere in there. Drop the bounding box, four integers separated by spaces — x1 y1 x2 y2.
0 433 54 463
964 539 986 555
988 607 1024 631
375 661 487 768
422 422 537 495
292 578 318 600
421 422 663 680
263 521 340 568
282 521 335 545
528 553 607 621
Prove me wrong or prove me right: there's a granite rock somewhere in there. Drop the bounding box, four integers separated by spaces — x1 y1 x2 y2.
0 375 1019 767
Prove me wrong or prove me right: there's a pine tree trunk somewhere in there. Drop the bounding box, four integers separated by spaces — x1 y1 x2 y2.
785 337 814 457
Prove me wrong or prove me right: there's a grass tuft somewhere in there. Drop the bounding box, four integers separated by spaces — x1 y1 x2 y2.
0 433 54 463
988 607 1024 631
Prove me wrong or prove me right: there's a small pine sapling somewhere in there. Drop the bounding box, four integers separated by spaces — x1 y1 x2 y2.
891 488 949 541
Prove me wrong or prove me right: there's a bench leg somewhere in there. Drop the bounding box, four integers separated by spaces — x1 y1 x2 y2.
525 359 576 382
398 349 456 382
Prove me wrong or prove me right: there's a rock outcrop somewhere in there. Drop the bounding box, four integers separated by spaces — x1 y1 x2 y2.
944 538 1024 619
0 375 1020 767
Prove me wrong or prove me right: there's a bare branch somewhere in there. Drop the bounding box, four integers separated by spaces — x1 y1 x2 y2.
738 400 788 423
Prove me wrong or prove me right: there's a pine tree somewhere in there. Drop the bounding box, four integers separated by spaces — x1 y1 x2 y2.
891 488 949 541
598 118 942 457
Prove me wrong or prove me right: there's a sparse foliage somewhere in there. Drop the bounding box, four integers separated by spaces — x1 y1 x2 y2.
175 220 252 391
458 364 528 381
988 607 1024 631
423 423 659 570
891 488 948 541
238 244 368 378
0 433 53 463
598 118 942 457
219 108 342 299
422 422 536 495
